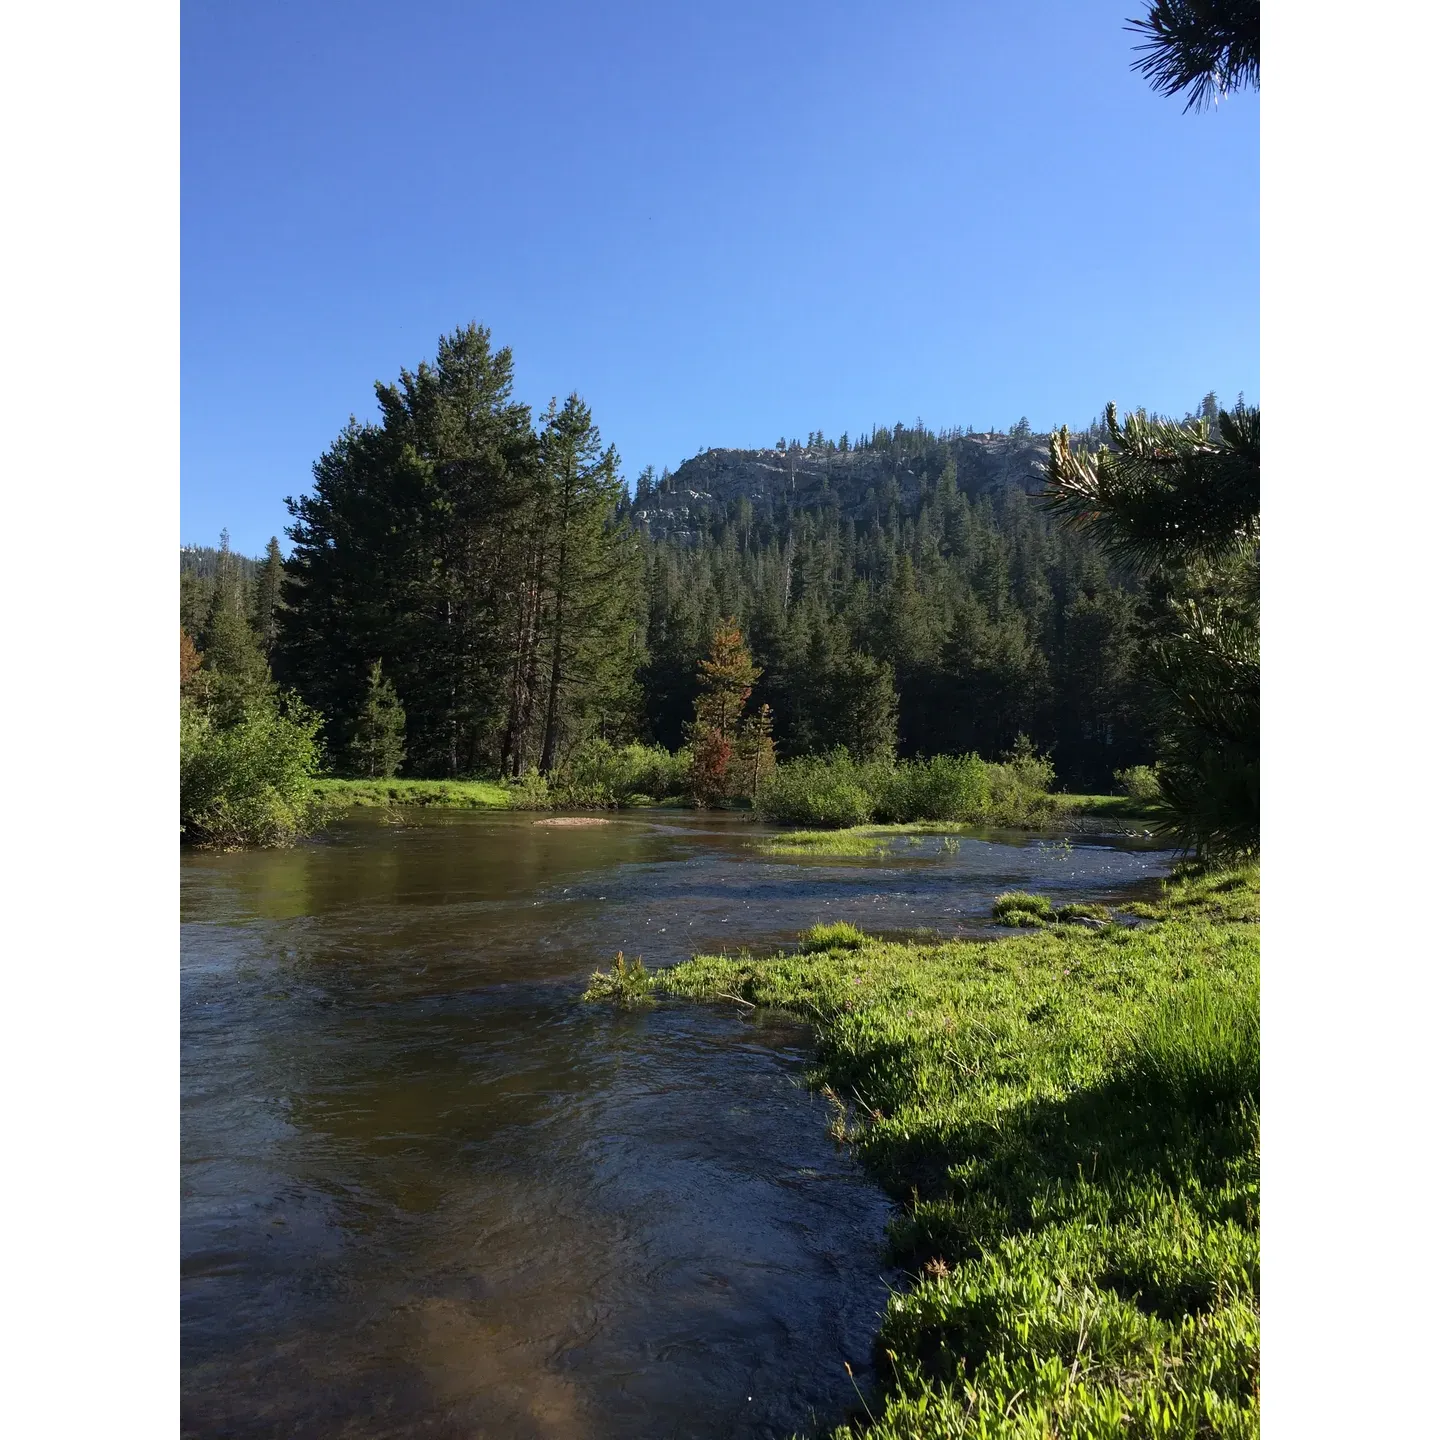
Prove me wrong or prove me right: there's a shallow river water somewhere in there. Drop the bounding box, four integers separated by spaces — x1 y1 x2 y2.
181 811 1169 1439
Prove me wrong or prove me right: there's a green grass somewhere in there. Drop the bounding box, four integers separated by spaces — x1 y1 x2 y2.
800 921 868 953
312 777 512 809
991 891 1056 926
1056 901 1113 925
654 865 1260 1438
759 829 890 857
1053 794 1168 823
582 952 657 1006
756 804 1161 861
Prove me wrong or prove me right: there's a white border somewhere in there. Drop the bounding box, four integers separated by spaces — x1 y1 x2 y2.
0 2 178 1434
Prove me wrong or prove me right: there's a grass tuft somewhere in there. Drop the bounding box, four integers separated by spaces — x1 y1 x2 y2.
1056 901 1112 925
991 891 1054 925
800 921 868 953
759 829 888 857
582 952 657 1007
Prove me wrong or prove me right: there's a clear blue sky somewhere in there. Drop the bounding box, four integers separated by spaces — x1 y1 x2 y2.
182 0 1258 556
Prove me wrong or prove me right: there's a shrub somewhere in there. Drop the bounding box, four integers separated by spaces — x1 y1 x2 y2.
799 921 866 953
181 693 329 848
1115 763 1163 802
506 767 552 809
755 752 874 828
982 738 1058 827
871 753 988 823
503 739 694 810
758 744 1057 831
551 737 690 807
991 891 1054 925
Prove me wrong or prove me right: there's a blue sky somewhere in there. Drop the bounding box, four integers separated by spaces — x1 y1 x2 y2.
182 0 1258 555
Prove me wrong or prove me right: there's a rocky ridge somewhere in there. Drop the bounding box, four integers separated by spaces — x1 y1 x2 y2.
633 431 1052 541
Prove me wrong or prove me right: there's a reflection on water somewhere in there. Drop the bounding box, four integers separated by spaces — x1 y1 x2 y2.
181 811 1169 1438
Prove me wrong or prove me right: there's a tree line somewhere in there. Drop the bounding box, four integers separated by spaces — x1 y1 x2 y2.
181 339 1254 850
179 325 1187 791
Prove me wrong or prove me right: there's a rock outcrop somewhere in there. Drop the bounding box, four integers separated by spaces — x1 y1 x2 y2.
633 432 1051 541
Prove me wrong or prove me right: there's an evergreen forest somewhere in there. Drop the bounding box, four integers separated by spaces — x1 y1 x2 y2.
181 328 1254 799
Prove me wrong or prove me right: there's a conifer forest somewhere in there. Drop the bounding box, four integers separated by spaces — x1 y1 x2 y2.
182 322 1256 854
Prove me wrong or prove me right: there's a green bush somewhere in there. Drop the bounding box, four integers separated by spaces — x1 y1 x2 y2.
561 738 690 805
502 767 550 809
508 739 692 809
757 743 1060 831
181 693 329 848
982 764 1056 827
1115 763 1163 802
755 752 875 828
872 754 989 823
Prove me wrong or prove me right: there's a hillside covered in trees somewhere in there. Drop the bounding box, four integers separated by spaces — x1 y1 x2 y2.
179 326 1251 796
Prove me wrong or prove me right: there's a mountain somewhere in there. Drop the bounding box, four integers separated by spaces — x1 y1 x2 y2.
631 429 1054 542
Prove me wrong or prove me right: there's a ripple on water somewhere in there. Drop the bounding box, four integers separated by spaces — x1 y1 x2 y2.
182 810 1170 1438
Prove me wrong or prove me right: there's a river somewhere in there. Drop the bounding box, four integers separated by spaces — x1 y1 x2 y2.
181 809 1168 1439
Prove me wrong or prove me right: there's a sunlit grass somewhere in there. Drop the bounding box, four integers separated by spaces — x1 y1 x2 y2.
312 777 512 809
991 890 1055 926
582 952 656 1007
799 921 868 953
656 865 1260 1438
758 829 889 856
1056 900 1112 924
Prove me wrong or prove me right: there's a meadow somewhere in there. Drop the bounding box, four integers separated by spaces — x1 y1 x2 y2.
590 864 1260 1438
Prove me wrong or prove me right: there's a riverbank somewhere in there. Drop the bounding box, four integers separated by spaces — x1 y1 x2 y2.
311 777 512 808
313 777 1158 830
651 864 1259 1437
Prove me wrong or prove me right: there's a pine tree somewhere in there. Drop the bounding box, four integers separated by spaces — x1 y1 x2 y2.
350 661 407 778
825 651 898 761
1127 0 1259 113
253 537 285 656
282 324 541 776
534 394 640 774
1044 403 1257 855
732 702 777 798
198 530 271 723
687 617 760 805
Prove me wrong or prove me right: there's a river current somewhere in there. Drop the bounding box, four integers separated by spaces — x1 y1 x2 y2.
181 810 1167 1439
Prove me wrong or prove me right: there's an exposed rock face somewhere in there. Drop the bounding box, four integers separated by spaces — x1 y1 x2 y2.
633 433 1051 541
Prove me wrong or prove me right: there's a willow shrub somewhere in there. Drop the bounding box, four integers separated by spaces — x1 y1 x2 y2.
509 738 693 809
758 750 1007 828
754 752 875 828
181 693 329 848
871 754 988 823
557 738 691 805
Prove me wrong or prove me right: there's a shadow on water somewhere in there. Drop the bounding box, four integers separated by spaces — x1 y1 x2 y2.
181 810 1170 1439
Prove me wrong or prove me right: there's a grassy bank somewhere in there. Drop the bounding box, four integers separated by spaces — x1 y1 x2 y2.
622 866 1259 1437
1053 793 1169 824
756 808 1160 858
312 777 512 809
